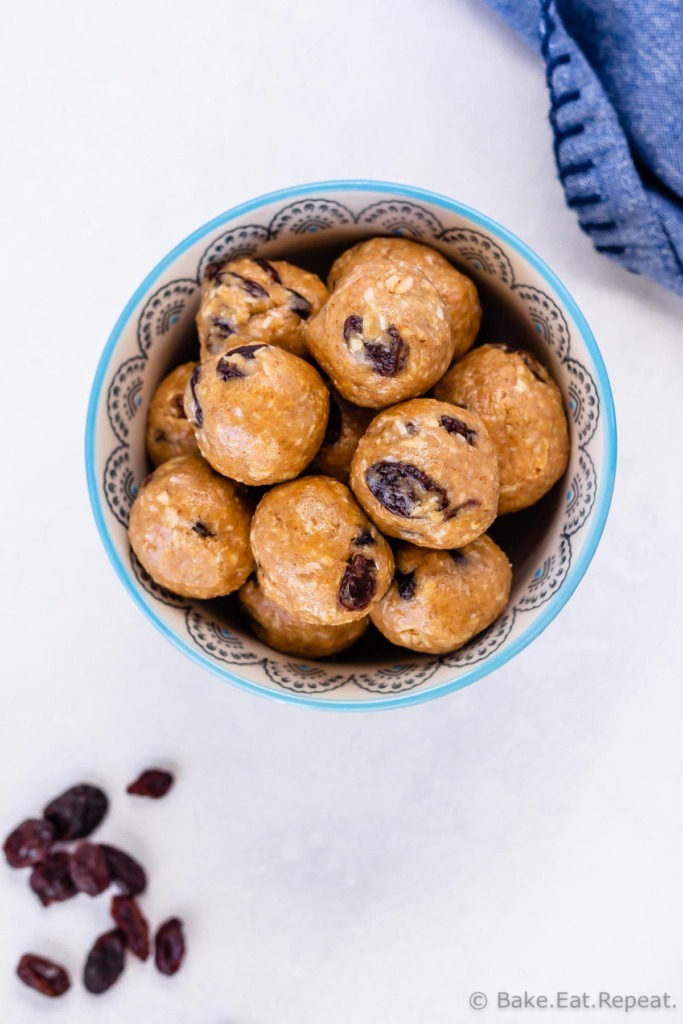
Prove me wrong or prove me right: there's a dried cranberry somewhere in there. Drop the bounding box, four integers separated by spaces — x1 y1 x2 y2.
440 415 478 445
17 954 70 998
126 769 174 799
288 289 312 319
323 395 342 447
338 554 377 611
225 271 269 299
30 851 77 906
43 784 108 841
191 521 214 538
252 257 281 284
365 462 448 518
3 818 55 869
519 350 547 382
100 845 147 896
363 325 408 377
69 842 110 897
395 569 416 600
154 918 186 976
352 528 375 547
443 498 480 520
211 316 236 335
188 366 203 427
83 929 126 995
111 895 150 961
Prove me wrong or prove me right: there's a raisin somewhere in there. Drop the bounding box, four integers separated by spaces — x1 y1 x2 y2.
83 929 126 995
211 316 235 335
30 851 77 906
225 271 269 299
100 845 147 896
440 415 478 445
352 528 376 547
364 325 408 377
192 521 214 538
226 343 266 359
519 350 547 382
365 462 448 518
188 366 203 428
444 498 480 520
69 842 110 897
252 257 281 284
43 784 108 841
126 769 174 799
323 395 342 447
404 421 418 436
154 918 186 976
288 289 312 319
343 314 363 341
395 569 416 600
338 554 377 611
111 895 150 961
17 954 70 998
204 260 224 281
215 357 245 380
3 818 55 869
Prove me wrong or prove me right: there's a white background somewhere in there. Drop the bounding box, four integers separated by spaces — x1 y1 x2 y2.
2 1 682 1021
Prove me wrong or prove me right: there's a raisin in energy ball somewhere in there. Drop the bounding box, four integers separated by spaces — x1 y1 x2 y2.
350 398 499 548
128 455 254 599
197 257 328 361
309 387 374 483
145 362 200 467
250 476 394 625
434 344 569 514
184 344 329 485
238 578 369 658
328 237 481 360
305 258 454 408
371 536 511 654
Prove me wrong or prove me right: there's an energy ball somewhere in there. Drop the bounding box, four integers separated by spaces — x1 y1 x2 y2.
238 578 369 658
350 398 499 548
328 237 481 360
128 455 254 599
145 362 200 467
184 344 329 486
370 536 511 654
197 256 328 361
250 476 394 625
305 257 454 408
434 344 569 514
309 386 374 483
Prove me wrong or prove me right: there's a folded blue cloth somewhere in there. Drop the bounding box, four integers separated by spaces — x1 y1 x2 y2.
485 0 683 296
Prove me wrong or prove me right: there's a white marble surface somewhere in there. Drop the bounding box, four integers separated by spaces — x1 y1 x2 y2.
2 0 682 1021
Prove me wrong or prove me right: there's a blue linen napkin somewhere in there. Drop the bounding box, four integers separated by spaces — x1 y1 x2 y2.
485 0 683 296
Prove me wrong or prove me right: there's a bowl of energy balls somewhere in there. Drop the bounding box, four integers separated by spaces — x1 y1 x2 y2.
86 181 616 710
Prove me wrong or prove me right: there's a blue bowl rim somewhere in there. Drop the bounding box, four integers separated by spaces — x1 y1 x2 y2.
85 178 617 712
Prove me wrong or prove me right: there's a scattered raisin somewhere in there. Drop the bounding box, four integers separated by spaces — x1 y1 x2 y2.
440 415 478 445
519 350 547 382
211 316 235 335
191 521 214 538
352 528 376 547
17 954 70 998
30 851 77 907
252 258 281 284
225 271 269 299
215 355 245 380
365 461 448 518
343 314 363 341
111 896 150 961
288 289 312 319
69 843 110 897
395 569 416 600
154 918 186 977
338 554 377 611
3 819 55 869
364 326 408 377
83 929 126 995
188 366 203 428
226 343 266 359
100 845 147 897
126 769 174 799
443 498 480 520
404 421 418 436
43 784 108 841
323 395 342 447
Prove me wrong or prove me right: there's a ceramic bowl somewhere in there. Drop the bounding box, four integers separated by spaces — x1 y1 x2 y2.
85 180 616 710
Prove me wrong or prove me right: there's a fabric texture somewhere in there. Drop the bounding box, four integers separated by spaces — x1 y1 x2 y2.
485 0 683 296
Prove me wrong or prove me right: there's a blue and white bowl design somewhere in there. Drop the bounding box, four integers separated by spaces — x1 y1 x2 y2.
86 181 616 710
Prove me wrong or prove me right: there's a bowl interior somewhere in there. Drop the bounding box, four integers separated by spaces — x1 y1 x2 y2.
87 182 614 709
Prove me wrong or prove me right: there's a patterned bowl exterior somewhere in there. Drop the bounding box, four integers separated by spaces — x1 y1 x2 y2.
86 181 616 710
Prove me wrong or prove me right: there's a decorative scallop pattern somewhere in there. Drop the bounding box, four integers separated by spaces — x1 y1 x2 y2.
269 199 355 237
438 227 515 285
137 279 199 358
107 357 146 445
197 225 271 282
